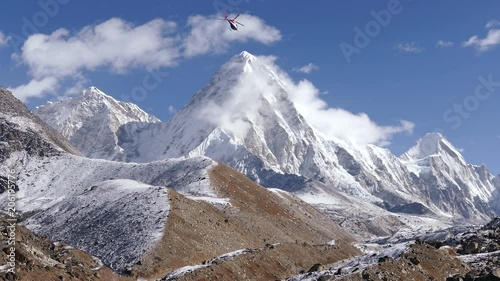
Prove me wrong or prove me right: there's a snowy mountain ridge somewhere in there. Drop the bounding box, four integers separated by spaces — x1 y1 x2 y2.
35 86 160 161
401 132 498 219
35 52 500 225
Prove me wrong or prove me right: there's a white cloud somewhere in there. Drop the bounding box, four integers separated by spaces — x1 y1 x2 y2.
0 31 9 46
293 63 319 74
182 14 281 57
457 148 465 153
10 15 282 102
462 28 500 52
486 19 500 29
436 40 454 47
15 18 180 78
287 80 414 146
7 77 59 102
395 42 423 53
202 54 414 146
10 18 180 102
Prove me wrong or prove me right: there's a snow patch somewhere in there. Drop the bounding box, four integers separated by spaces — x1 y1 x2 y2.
159 248 253 281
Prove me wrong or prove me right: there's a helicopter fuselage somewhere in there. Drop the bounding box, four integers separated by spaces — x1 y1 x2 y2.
228 20 238 31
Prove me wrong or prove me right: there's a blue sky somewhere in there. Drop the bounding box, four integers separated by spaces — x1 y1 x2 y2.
0 0 499 173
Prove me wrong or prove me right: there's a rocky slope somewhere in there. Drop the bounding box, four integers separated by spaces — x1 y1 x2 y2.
35 86 160 161
0 87 81 160
0 215 133 281
286 217 500 281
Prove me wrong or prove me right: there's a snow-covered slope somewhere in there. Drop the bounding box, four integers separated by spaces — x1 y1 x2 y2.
1 149 214 272
2 152 214 214
35 86 160 161
115 52 499 223
24 179 170 271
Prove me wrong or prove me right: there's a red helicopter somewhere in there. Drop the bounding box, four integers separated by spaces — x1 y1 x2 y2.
219 11 244 31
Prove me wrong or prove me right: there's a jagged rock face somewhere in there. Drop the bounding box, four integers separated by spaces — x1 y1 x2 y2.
336 147 361 176
0 119 61 162
35 86 160 161
0 88 81 158
401 133 497 220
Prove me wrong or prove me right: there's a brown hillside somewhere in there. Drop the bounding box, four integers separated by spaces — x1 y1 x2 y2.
135 163 359 280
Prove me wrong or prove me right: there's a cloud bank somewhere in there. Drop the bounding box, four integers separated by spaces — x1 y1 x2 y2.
183 14 281 57
9 15 281 102
287 79 414 146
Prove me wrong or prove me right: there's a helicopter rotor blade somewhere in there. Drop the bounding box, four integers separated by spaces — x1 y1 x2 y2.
233 14 240 20
236 21 244 26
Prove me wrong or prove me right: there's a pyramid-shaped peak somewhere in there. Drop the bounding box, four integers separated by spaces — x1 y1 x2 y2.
82 86 110 98
402 132 465 162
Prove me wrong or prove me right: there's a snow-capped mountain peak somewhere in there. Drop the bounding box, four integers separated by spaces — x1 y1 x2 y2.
35 86 160 160
402 132 466 164
81 86 110 99
400 132 496 216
